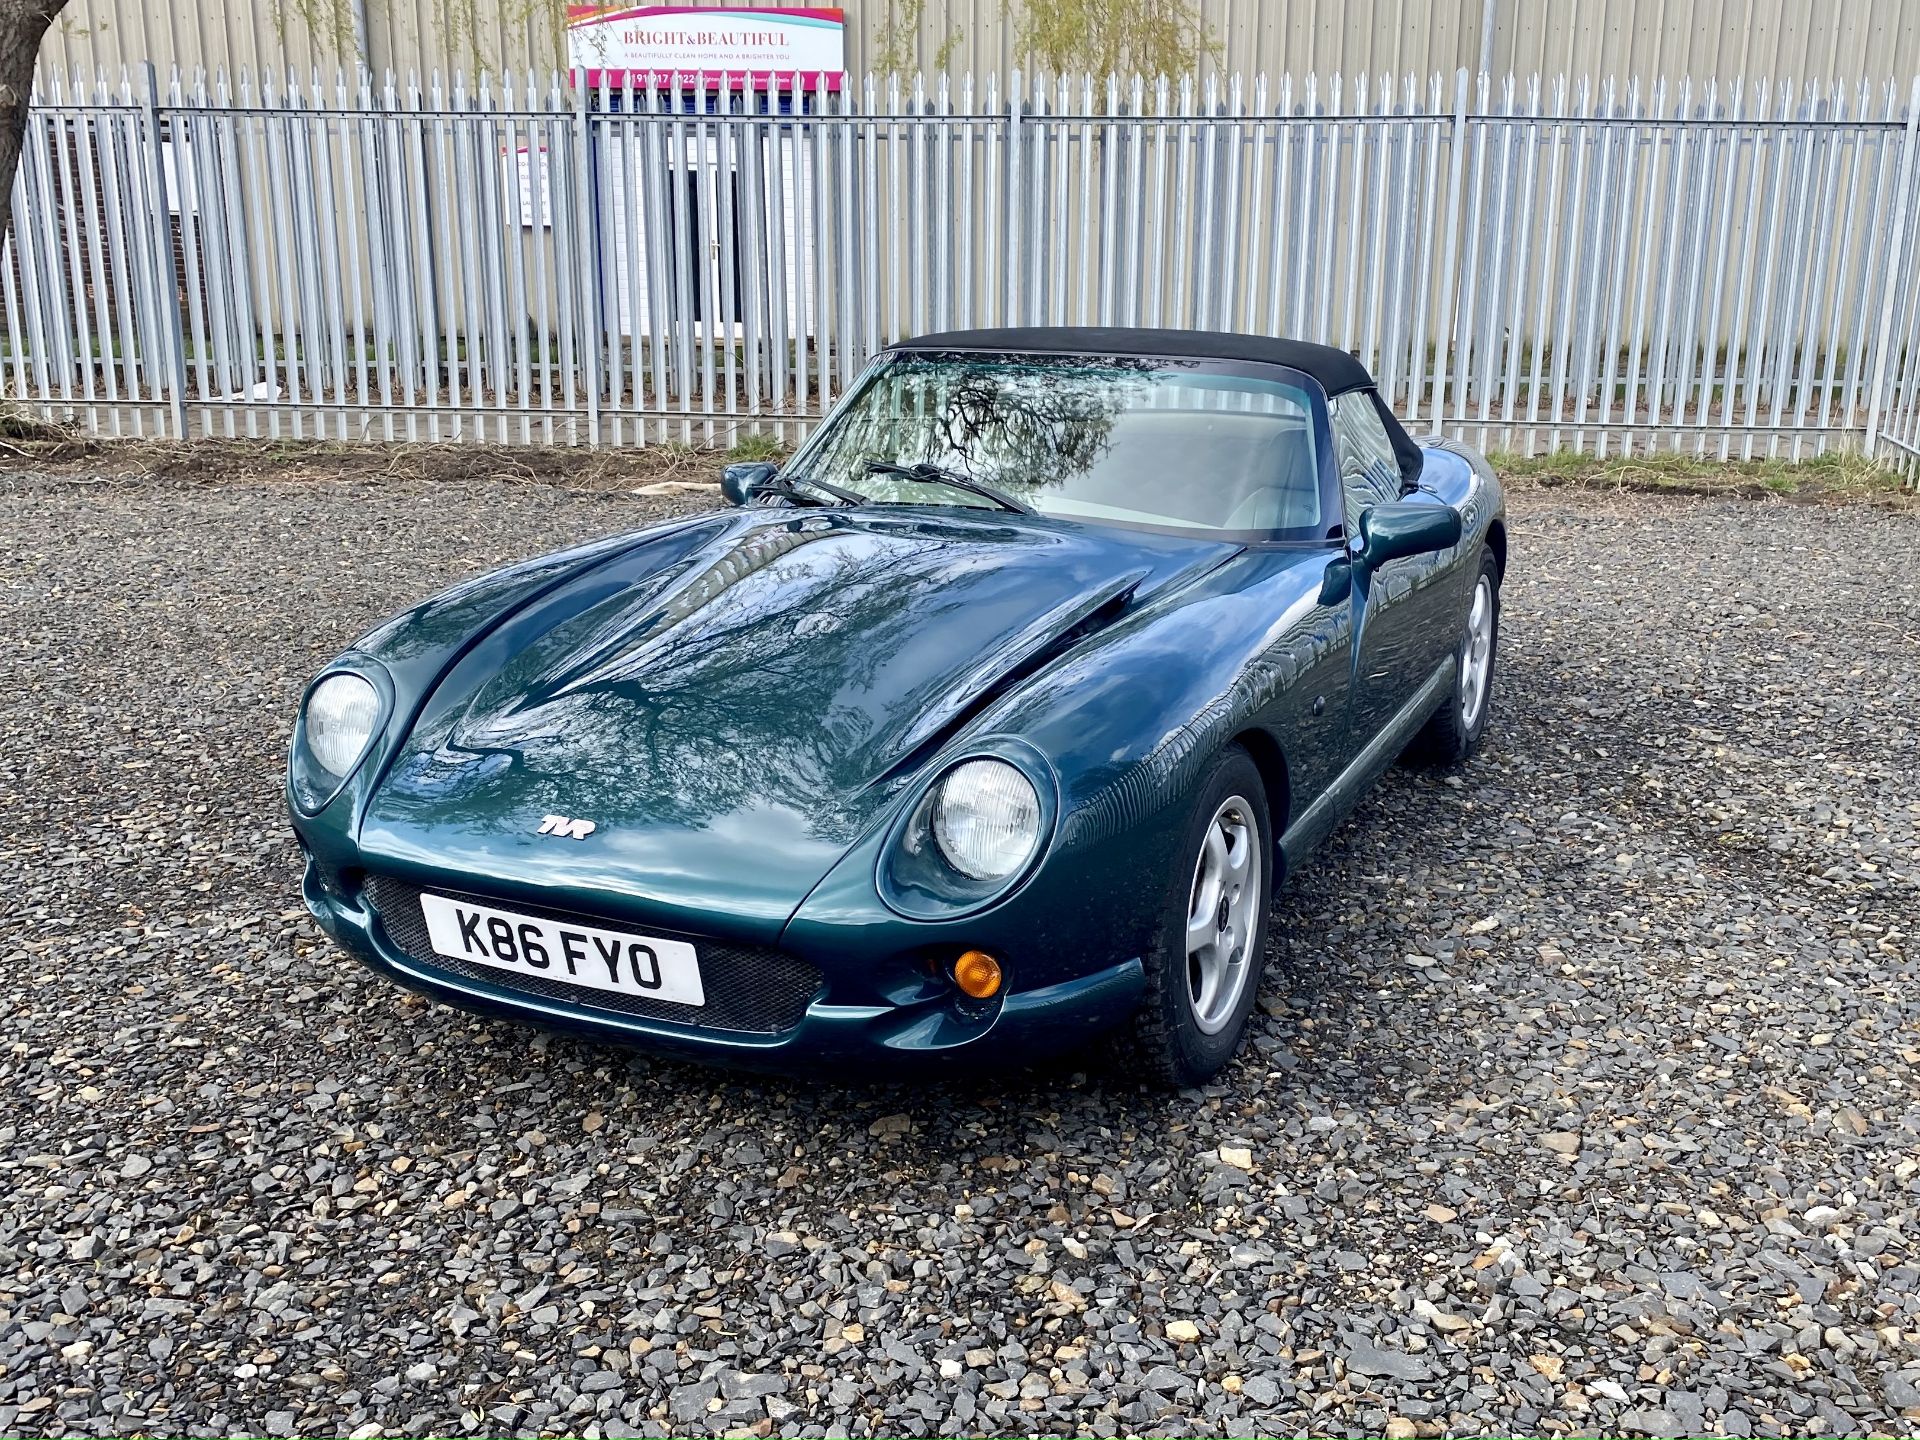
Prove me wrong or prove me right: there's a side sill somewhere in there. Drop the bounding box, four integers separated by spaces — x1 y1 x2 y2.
1278 656 1456 871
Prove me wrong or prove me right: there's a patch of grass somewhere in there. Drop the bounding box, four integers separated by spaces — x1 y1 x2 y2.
1490 446 1914 505
0 435 747 493
726 430 787 464
6 427 1910 509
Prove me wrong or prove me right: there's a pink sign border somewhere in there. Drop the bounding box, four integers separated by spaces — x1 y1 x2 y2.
567 5 847 91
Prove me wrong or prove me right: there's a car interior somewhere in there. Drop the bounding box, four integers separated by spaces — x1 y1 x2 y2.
1034 408 1324 534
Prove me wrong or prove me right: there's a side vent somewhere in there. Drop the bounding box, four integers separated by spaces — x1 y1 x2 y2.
876 572 1148 784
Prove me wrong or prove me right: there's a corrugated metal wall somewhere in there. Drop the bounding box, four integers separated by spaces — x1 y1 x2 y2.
36 0 1920 86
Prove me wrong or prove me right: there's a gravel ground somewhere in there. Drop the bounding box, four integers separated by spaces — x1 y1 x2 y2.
1 470 1917 1439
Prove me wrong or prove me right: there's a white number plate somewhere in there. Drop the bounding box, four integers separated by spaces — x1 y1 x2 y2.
418 893 705 1009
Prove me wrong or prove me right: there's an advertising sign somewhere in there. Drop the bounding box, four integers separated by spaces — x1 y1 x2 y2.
566 5 846 89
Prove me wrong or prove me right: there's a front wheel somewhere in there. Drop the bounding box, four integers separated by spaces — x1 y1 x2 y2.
1128 746 1272 1087
1409 546 1501 764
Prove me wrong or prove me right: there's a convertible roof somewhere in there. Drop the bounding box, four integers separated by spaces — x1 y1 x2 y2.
891 327 1378 395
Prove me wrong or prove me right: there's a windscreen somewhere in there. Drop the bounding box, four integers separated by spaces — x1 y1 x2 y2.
789 353 1327 539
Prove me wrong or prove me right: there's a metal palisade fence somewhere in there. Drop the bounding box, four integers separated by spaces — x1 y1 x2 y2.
6 64 1920 479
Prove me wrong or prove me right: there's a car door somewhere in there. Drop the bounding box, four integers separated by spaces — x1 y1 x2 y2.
1331 390 1440 744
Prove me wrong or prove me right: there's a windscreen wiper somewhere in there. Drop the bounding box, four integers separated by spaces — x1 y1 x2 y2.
861 458 1034 515
766 470 866 508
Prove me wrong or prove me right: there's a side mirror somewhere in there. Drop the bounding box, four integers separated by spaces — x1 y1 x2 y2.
1357 503 1462 567
721 461 778 507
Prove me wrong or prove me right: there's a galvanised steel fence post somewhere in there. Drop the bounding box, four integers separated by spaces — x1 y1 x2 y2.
1005 70 1020 328
140 63 187 438
573 73 601 447
1429 68 1471 432
1864 76 1920 458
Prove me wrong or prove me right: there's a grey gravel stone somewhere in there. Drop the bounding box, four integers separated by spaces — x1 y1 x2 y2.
1 470 1917 1438
1241 1375 1282 1406
1620 1408 1680 1436
1343 1339 1431 1382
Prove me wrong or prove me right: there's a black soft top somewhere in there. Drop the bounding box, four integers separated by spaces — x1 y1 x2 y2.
894 327 1374 394
890 326 1425 491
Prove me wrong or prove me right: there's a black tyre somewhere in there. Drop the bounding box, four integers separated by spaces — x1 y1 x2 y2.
1129 746 1272 1087
1408 545 1501 765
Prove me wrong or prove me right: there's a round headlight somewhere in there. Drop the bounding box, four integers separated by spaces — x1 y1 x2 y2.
932 758 1042 881
304 673 380 778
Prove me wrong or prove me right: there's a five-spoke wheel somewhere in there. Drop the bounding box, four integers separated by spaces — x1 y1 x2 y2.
1409 544 1502 764
1459 571 1495 732
1184 795 1261 1035
1133 747 1272 1086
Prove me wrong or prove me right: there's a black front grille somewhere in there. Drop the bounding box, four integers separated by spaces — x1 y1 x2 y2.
364 876 823 1035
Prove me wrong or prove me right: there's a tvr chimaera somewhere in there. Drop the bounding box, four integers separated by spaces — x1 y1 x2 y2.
288 328 1506 1085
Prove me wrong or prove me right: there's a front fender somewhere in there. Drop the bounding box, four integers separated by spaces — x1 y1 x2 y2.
786 544 1354 992
286 514 725 852
991 545 1352 853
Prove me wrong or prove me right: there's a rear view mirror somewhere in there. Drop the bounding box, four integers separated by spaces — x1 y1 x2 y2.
721 462 778 506
1358 503 1461 567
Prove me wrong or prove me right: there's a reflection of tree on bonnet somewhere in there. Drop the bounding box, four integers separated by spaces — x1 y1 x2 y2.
396 528 988 846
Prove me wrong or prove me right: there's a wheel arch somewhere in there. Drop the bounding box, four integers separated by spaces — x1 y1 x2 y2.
1485 518 1508 583
1229 727 1292 875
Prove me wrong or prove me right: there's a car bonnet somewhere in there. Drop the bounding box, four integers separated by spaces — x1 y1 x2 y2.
354 507 1238 938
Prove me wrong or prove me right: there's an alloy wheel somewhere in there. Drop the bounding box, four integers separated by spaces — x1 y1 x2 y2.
1460 574 1494 730
1184 795 1261 1034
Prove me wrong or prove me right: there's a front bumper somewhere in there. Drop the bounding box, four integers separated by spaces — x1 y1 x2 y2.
301 858 1145 1073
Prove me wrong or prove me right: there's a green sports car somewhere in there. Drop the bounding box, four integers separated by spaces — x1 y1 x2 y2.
288 328 1506 1085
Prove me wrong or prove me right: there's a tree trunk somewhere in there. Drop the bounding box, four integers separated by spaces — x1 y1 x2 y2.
0 0 67 250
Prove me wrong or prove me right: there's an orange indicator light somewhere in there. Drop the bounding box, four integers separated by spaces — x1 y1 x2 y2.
952 950 1003 999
